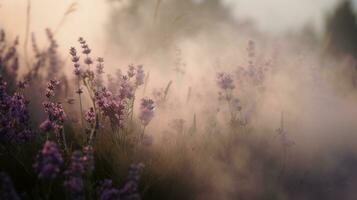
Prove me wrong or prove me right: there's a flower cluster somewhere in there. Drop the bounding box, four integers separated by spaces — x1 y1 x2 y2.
64 151 86 200
79 37 93 65
139 98 155 126
33 140 63 179
135 65 145 87
40 80 66 132
103 65 146 116
40 101 66 131
70 47 81 76
45 79 60 98
84 107 96 125
119 77 135 100
17 79 29 90
96 57 104 75
97 179 120 200
97 163 144 200
95 87 125 128
127 64 135 78
216 72 235 90
236 40 270 87
0 77 33 142
119 163 145 199
82 145 94 172
95 57 105 87
120 65 146 97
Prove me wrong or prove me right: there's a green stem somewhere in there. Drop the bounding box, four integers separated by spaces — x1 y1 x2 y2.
45 180 53 200
78 78 84 127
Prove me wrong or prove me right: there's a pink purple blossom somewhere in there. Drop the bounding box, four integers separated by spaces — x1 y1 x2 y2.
216 72 235 90
0 77 33 142
85 107 96 125
139 98 155 126
33 140 63 179
95 87 125 128
135 65 145 86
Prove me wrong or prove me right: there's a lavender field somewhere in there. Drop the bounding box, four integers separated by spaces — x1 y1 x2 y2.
1 0 357 199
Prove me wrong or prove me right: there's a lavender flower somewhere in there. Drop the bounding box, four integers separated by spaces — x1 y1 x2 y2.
42 80 66 131
95 87 124 129
64 148 94 199
84 57 93 65
78 37 86 45
135 65 145 87
139 98 155 126
119 78 134 100
97 179 120 200
33 140 63 179
0 172 20 200
70 47 82 77
82 145 94 172
64 151 86 200
85 107 96 125
78 38 92 65
127 64 135 78
41 101 66 131
95 57 105 87
216 72 235 90
39 119 53 132
96 57 104 74
45 79 60 98
82 46 91 55
17 79 29 89
66 151 85 176
97 163 144 200
119 163 144 199
0 77 33 142
64 177 84 200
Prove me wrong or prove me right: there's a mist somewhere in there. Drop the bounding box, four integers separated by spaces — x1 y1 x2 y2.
1 0 357 199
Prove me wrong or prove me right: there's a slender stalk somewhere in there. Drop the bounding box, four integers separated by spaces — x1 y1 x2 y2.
24 0 31 70
141 125 147 141
130 95 136 122
224 89 235 123
143 71 150 95
45 180 53 200
60 127 68 153
77 78 84 126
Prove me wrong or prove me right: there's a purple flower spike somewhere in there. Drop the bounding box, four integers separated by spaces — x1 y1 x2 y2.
33 140 63 180
216 72 235 90
139 98 155 126
64 151 87 200
85 107 96 125
135 65 145 87
45 79 60 99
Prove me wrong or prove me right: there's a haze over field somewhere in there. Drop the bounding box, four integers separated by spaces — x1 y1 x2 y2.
1 1 357 200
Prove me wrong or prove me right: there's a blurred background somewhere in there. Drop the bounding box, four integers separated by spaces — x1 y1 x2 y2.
1 0 357 60
2 1 357 199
